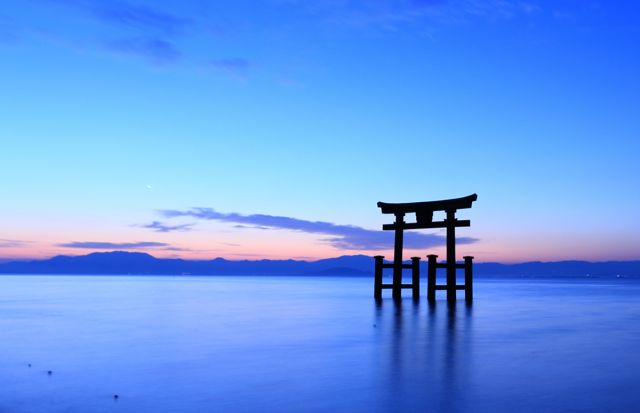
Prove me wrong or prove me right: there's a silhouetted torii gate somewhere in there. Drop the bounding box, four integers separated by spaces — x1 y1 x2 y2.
374 194 477 303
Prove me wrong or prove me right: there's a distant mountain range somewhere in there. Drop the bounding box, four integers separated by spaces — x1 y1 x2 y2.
0 251 639 278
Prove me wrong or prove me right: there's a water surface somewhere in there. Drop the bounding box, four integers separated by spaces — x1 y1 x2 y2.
0 276 639 412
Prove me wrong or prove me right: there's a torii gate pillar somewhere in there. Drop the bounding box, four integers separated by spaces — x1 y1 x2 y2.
392 212 404 300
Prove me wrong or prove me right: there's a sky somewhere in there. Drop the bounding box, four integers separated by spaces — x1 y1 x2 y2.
1 0 639 263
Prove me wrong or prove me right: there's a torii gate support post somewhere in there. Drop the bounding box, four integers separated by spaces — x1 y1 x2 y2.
392 212 405 300
374 255 383 300
427 254 437 302
446 209 457 302
464 256 474 302
411 257 420 299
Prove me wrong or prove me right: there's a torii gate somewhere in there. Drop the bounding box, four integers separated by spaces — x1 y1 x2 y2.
374 194 477 302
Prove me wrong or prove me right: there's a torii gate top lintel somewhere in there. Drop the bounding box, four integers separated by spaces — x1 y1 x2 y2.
377 193 477 230
377 193 477 215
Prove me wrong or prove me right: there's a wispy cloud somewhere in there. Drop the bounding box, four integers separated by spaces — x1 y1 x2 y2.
313 0 540 31
162 246 192 252
0 239 31 248
59 241 169 249
233 224 271 230
160 208 477 250
104 37 181 63
12 0 541 74
141 221 194 233
30 0 249 70
90 1 192 35
44 0 193 35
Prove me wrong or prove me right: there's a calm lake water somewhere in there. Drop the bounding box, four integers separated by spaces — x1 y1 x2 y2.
0 275 639 413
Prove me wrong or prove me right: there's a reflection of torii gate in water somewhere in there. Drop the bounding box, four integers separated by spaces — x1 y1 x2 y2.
374 194 478 303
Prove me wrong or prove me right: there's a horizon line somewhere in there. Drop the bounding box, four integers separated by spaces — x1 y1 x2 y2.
1 250 639 265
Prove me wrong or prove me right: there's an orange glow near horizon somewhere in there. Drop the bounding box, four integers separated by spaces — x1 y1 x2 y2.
2 236 639 263
1 214 639 263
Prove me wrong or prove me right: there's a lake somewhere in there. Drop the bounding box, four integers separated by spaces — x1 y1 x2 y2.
0 275 639 412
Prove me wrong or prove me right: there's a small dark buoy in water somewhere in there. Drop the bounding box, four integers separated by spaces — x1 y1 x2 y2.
47 370 52 375
113 394 119 400
28 363 31 368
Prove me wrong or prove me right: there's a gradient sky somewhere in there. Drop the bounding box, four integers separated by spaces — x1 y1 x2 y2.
1 0 639 262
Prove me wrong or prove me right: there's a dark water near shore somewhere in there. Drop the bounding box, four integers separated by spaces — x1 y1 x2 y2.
0 276 639 413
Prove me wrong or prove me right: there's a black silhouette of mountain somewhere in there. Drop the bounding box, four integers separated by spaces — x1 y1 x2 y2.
0 252 372 276
0 251 639 278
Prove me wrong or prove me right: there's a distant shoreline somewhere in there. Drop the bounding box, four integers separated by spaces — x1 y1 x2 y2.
0 251 639 279
1 274 639 281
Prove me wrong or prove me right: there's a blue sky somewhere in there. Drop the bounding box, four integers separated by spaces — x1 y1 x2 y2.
1 0 639 262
